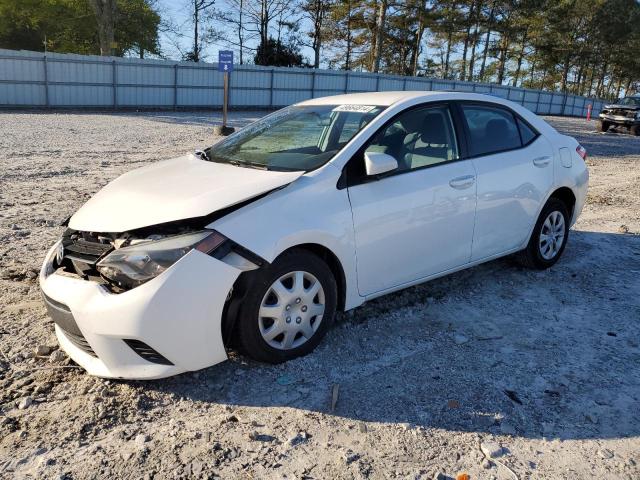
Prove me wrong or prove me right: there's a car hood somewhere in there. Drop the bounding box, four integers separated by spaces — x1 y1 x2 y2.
69 154 304 233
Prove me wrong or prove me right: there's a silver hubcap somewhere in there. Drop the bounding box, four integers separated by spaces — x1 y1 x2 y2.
539 211 565 260
259 271 325 350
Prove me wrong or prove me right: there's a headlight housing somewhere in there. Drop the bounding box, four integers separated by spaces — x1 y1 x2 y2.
97 230 226 289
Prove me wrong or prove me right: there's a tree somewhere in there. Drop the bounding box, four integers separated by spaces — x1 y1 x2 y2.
216 0 254 64
0 0 95 54
371 0 387 72
324 0 358 70
183 0 216 62
116 0 161 57
88 0 116 55
254 36 304 66
300 0 332 68
0 0 160 57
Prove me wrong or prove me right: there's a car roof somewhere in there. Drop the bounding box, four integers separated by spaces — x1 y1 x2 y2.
297 91 437 106
297 90 509 107
297 90 559 137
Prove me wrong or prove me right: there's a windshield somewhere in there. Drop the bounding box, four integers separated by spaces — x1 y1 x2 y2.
618 97 640 106
205 104 385 171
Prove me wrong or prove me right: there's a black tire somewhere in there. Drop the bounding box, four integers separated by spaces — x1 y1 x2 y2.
631 125 640 136
235 249 337 364
597 120 610 132
516 198 570 270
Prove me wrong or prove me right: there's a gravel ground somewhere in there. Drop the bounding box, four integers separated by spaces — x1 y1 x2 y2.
0 111 639 480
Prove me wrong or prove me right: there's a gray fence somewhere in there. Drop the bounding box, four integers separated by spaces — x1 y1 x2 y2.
0 48 606 116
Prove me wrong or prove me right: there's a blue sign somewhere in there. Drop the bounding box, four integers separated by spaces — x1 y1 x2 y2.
218 50 234 72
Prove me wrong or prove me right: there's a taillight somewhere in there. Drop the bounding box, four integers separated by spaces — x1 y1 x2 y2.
576 145 587 160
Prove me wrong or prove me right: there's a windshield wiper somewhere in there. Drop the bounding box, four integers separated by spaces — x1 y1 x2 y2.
227 159 269 170
194 149 210 161
206 152 270 170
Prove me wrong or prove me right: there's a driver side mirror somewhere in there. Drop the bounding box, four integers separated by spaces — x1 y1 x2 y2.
364 151 398 176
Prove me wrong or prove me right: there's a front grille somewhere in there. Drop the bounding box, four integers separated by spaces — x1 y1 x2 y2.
609 108 636 118
123 339 173 365
64 238 112 265
42 292 97 357
61 232 113 278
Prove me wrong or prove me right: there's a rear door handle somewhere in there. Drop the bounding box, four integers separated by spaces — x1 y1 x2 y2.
449 175 475 190
533 156 551 167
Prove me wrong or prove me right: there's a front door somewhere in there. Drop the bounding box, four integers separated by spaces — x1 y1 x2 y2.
346 104 477 296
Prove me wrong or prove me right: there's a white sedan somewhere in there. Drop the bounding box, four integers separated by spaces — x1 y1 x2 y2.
39 92 589 379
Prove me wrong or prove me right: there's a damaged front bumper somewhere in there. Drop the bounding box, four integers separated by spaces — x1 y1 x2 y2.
598 113 639 126
39 241 241 379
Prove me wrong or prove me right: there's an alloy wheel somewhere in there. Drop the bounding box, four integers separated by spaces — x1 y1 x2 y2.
539 210 566 260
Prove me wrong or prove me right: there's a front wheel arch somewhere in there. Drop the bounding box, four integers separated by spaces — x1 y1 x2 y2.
232 248 338 363
222 243 346 347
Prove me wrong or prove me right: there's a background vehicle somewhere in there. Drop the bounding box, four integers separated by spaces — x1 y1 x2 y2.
597 96 640 135
39 92 589 379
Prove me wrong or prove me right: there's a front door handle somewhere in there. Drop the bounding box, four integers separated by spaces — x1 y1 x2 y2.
533 156 551 167
449 175 476 190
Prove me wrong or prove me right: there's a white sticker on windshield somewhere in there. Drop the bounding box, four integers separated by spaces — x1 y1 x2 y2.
332 104 377 113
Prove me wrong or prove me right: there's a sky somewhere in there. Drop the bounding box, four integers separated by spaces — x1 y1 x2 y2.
156 0 316 65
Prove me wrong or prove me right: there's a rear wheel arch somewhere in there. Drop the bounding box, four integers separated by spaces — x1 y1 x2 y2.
517 196 570 269
549 186 576 220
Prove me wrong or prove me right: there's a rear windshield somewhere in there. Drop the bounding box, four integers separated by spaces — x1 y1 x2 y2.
205 105 385 171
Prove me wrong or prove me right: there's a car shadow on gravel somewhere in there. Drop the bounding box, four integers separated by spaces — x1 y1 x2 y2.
139 230 640 441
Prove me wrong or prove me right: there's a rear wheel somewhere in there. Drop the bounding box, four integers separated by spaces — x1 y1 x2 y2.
236 249 337 363
597 120 610 132
516 198 570 270
631 125 639 136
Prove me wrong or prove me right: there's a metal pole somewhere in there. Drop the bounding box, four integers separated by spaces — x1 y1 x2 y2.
43 55 49 108
112 60 117 108
173 64 178 110
270 69 274 107
223 71 228 128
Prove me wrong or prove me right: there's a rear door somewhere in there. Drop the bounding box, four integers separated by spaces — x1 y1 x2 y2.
459 103 554 261
346 104 477 296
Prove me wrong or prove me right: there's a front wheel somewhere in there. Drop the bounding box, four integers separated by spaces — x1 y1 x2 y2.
235 249 337 364
597 120 610 132
630 125 639 136
516 198 570 269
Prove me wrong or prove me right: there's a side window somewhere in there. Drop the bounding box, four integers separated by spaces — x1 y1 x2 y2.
365 106 459 172
517 117 537 145
461 105 521 156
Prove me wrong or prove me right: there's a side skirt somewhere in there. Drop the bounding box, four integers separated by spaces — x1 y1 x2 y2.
362 246 524 303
